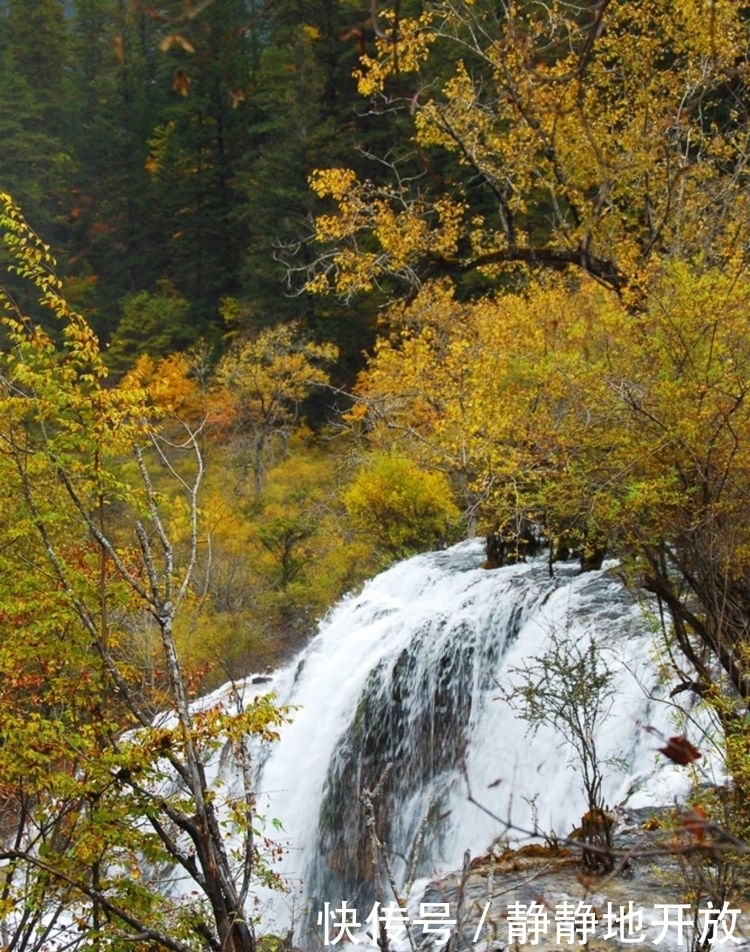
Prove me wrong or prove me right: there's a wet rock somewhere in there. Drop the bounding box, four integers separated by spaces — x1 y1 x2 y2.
412 807 750 952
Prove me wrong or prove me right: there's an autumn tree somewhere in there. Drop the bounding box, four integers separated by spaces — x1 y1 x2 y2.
343 452 461 560
119 350 377 681
0 194 285 951
343 279 486 530
213 320 338 497
340 264 750 834
200 441 377 672
303 0 750 302
298 0 750 821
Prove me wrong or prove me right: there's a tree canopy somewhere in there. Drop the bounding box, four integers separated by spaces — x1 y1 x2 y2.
306 0 750 301
303 0 750 829
0 192 287 952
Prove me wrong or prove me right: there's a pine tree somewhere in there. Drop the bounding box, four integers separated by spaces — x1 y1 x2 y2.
142 0 257 332
0 0 74 252
66 0 166 336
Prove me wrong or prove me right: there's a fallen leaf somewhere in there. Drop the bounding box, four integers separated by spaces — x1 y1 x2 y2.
658 735 701 765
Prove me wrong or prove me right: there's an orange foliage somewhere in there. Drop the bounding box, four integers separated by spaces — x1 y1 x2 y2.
681 806 708 840
125 352 205 425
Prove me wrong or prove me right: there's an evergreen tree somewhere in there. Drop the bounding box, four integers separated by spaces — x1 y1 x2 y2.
0 0 74 248
142 0 258 333
234 0 401 382
66 0 166 336
5 0 68 115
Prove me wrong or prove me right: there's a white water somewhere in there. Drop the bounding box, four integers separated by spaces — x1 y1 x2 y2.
206 540 712 942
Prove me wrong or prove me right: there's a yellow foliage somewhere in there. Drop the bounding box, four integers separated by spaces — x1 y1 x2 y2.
307 0 750 301
309 167 358 202
171 436 379 684
0 193 293 950
343 453 461 560
211 323 338 495
124 352 205 423
354 10 436 97
349 263 750 569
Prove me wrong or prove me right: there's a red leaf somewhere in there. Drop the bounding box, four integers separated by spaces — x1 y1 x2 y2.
658 735 701 765
681 806 708 839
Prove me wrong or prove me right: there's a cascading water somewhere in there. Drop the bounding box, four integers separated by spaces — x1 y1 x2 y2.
213 540 707 943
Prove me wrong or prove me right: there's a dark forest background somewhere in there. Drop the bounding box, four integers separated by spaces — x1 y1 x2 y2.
0 0 396 381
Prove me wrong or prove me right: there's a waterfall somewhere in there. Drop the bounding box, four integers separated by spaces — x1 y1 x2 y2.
211 540 705 942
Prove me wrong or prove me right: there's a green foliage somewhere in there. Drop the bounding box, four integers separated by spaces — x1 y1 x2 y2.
343 452 461 560
0 63 75 251
140 0 262 323
0 0 406 382
66 0 167 335
106 280 194 375
233 0 386 376
6 0 69 105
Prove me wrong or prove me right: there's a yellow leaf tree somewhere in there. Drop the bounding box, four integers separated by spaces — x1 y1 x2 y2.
347 263 750 831
302 0 750 826
304 0 750 302
0 193 284 952
213 321 338 497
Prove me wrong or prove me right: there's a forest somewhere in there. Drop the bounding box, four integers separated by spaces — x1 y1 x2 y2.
2 0 750 949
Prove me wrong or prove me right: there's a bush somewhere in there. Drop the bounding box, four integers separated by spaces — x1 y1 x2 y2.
343 453 461 560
